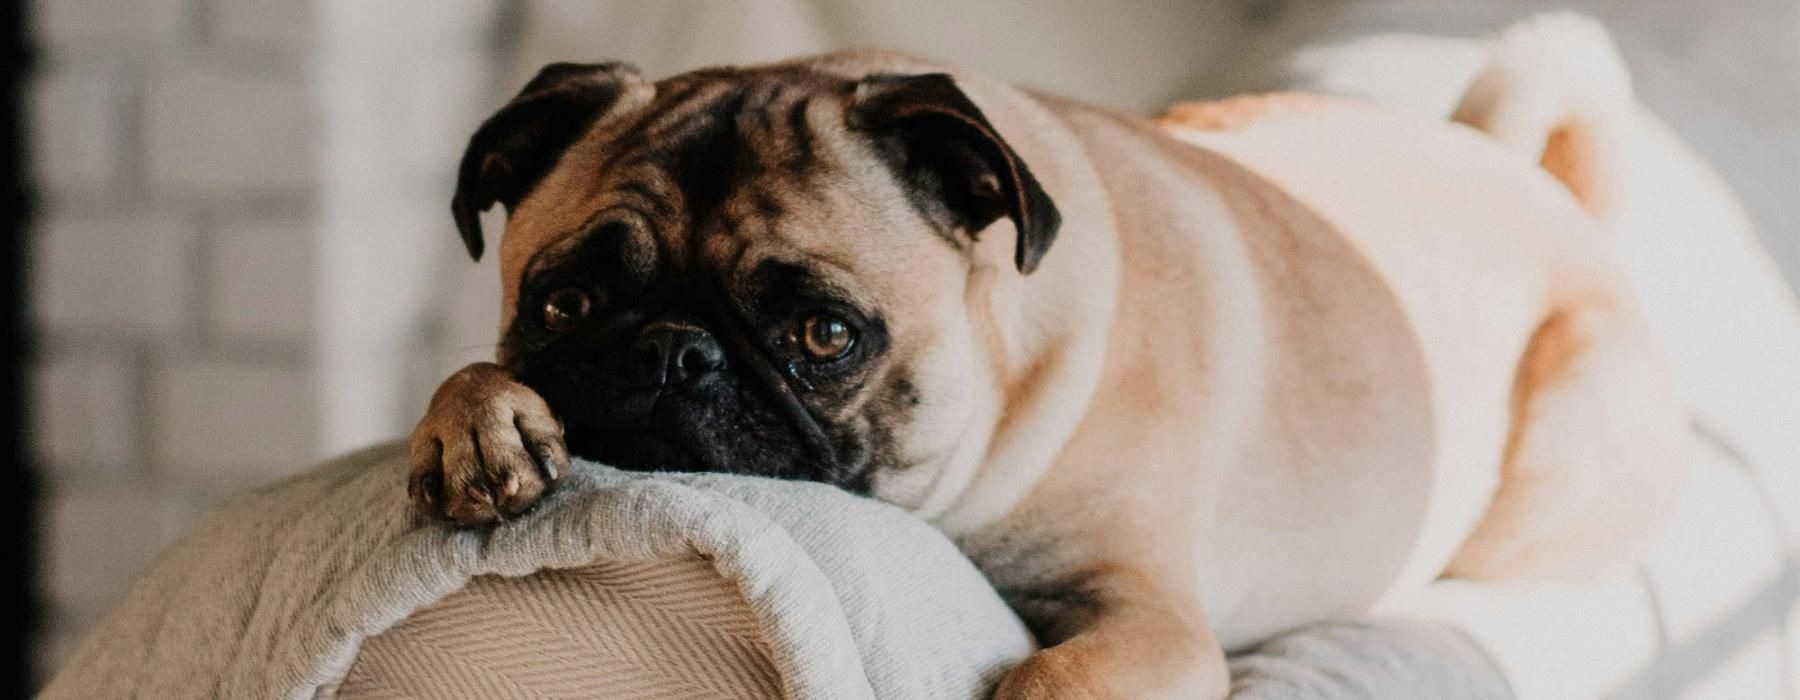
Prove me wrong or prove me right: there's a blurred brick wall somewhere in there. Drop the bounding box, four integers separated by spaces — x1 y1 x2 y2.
24 0 512 681
26 0 321 676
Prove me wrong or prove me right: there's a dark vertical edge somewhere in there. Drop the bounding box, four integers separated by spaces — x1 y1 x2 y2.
2 0 39 693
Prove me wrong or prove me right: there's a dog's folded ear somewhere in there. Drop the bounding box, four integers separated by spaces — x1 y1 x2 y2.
850 73 1061 274
452 62 645 260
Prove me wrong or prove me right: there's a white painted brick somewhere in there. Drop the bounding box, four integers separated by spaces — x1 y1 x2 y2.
30 213 194 339
210 221 317 342
30 352 140 477
149 357 316 486
208 0 316 53
41 486 196 615
33 0 191 48
397 47 496 180
320 0 498 46
142 68 316 196
28 67 134 193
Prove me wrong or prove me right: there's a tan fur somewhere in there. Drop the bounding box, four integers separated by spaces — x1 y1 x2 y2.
1539 121 1611 215
410 362 567 524
412 21 1685 697
1449 13 1632 221
1157 92 1333 132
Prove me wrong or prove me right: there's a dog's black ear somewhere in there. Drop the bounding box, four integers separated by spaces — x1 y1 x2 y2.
850 73 1061 274
452 62 643 260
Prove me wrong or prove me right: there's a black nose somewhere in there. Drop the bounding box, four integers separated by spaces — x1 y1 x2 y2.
631 320 725 387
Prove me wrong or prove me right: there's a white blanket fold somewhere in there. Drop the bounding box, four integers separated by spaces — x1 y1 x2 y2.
41 443 1034 699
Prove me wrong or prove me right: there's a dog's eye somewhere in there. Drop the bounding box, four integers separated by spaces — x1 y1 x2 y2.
791 313 857 362
541 288 591 332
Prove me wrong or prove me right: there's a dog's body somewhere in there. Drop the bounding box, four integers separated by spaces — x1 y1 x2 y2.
409 17 1685 697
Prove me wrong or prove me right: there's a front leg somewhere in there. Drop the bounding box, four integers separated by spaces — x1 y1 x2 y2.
409 362 569 525
995 567 1228 700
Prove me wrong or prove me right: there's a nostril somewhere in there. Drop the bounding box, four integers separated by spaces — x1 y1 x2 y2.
633 337 668 385
678 345 715 378
630 320 722 387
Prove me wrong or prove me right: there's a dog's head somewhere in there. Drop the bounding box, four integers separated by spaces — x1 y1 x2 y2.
452 59 1061 496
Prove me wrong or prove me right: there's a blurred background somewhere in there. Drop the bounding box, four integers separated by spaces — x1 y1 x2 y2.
6 0 1796 691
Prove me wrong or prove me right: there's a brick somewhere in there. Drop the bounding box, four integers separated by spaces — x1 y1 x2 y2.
209 221 316 342
27 67 136 193
30 213 194 340
206 0 315 54
142 68 316 197
41 485 196 615
30 351 141 478
393 48 495 180
149 356 316 487
319 0 496 46
33 0 192 48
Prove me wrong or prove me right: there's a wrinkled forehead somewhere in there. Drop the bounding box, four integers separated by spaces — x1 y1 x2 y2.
493 63 943 325
495 68 890 314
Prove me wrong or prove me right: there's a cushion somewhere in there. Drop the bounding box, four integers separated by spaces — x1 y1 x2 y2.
39 445 1034 700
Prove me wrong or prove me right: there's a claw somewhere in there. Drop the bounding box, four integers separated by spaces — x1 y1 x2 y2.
408 362 566 526
417 471 442 511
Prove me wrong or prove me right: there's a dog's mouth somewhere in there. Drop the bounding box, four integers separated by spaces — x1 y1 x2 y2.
549 380 798 477
513 335 843 480
566 424 701 473
550 385 719 473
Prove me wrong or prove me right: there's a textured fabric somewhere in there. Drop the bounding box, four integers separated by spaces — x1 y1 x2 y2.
336 559 782 699
38 446 1034 700
1229 620 1512 700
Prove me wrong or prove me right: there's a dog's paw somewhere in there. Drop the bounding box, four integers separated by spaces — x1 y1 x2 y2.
408 362 569 526
993 646 1097 700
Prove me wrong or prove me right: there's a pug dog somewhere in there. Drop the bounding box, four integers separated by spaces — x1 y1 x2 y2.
408 18 1685 698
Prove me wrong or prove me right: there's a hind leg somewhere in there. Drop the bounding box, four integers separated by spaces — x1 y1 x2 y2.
1448 302 1688 581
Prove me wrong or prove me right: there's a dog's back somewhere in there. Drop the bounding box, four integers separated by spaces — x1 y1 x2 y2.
1153 13 1684 605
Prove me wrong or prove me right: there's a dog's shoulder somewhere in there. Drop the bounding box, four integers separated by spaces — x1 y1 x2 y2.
1157 92 1364 134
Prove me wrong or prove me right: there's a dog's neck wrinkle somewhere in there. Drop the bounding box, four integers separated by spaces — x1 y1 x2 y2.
937 104 1262 570
912 90 1123 535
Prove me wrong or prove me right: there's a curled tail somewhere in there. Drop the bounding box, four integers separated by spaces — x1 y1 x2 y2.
1452 13 1634 220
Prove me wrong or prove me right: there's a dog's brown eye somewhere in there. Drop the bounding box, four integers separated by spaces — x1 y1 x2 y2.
792 314 856 362
542 288 591 332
